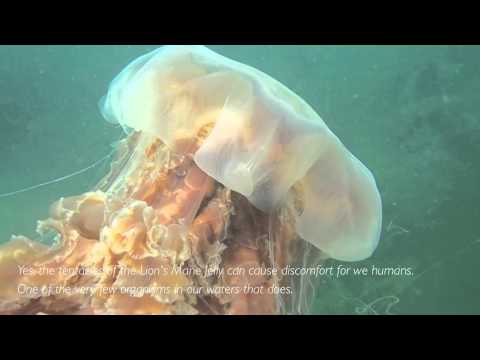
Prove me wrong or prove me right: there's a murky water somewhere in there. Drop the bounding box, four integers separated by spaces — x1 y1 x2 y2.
0 45 478 314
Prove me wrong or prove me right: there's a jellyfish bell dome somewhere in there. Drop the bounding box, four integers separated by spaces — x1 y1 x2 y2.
100 45 382 262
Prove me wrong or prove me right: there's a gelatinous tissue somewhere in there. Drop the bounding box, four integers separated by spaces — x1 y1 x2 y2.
0 46 382 315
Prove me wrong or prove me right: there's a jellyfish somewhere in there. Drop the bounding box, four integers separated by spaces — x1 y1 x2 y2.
0 46 382 315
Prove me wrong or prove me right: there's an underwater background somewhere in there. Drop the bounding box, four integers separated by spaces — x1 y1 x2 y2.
0 45 478 315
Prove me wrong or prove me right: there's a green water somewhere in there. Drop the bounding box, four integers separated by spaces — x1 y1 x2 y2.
0 45 479 314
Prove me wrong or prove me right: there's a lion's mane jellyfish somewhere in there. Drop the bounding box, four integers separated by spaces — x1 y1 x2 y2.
0 46 382 315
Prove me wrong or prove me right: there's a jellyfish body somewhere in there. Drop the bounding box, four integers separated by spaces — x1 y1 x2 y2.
100 45 382 262
0 46 382 315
